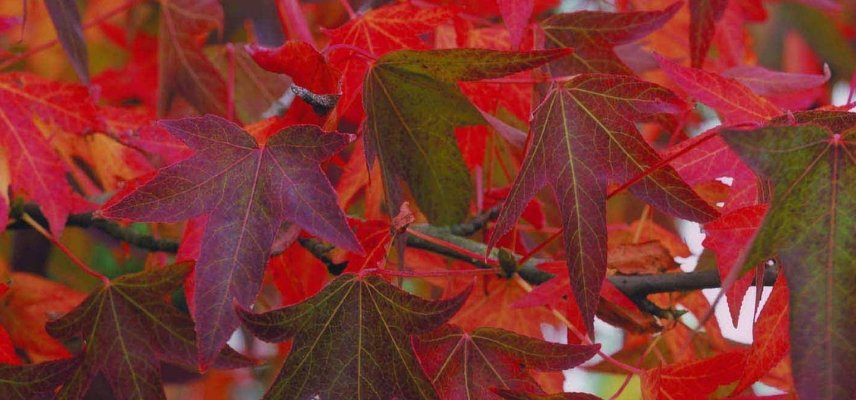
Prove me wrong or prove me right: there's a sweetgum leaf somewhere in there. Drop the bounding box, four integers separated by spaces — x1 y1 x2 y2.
490 74 718 334
237 273 471 400
541 3 679 75
44 0 89 84
45 264 251 400
99 115 361 366
0 357 80 400
720 111 856 400
363 48 570 224
0 72 99 238
641 350 747 400
158 0 229 117
413 324 598 399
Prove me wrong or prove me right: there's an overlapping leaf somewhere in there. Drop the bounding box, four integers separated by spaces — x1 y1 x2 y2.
0 72 99 237
99 115 361 366
45 264 250 400
490 74 718 334
656 55 782 125
541 3 680 75
363 48 570 224
720 111 856 399
325 1 454 121
413 324 598 399
237 273 471 400
641 350 747 399
157 0 228 117
0 357 79 400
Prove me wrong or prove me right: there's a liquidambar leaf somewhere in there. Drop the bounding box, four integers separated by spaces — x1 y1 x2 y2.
541 2 679 75
99 115 362 367
44 0 89 84
363 48 570 224
491 74 718 334
720 111 856 400
45 264 251 400
237 273 471 400
413 324 599 399
0 357 80 400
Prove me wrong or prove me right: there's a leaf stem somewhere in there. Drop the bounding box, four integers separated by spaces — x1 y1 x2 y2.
20 213 109 285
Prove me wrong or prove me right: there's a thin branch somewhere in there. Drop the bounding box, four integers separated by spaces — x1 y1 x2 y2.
6 204 778 296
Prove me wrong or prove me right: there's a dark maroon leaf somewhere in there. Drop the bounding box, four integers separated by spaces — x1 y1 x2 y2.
238 273 471 400
0 357 80 400
99 115 362 367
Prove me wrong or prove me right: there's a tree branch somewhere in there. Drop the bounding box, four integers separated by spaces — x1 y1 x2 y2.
6 204 777 297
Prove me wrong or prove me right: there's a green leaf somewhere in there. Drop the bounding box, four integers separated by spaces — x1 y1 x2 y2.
363 48 570 224
45 263 251 400
720 111 856 400
238 273 472 400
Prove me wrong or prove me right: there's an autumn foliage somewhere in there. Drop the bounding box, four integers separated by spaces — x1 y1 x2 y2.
0 0 854 399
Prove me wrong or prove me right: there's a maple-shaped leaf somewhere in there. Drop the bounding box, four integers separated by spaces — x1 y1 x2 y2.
325 2 454 121
689 0 727 68
541 3 680 75
0 72 99 238
237 273 471 400
490 74 718 334
99 115 362 366
720 111 856 400
731 273 790 395
363 48 570 224
413 324 598 399
656 55 782 125
158 0 229 117
0 357 80 400
641 350 747 400
45 263 251 400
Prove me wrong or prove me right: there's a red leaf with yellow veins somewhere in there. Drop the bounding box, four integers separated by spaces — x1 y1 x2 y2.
238 273 471 400
45 264 250 400
413 325 598 399
720 111 856 400
656 55 782 125
0 357 80 400
364 48 571 225
491 74 717 334
157 0 229 117
99 115 361 366
541 3 680 75
0 72 99 238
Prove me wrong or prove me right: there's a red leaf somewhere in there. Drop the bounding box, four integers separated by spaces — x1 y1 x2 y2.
325 2 454 121
655 54 782 125
99 115 362 366
702 204 768 326
641 350 748 400
0 325 19 365
498 0 534 49
689 0 727 68
247 41 340 95
542 3 680 75
490 74 717 334
0 72 99 238
413 324 598 399
732 273 790 395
